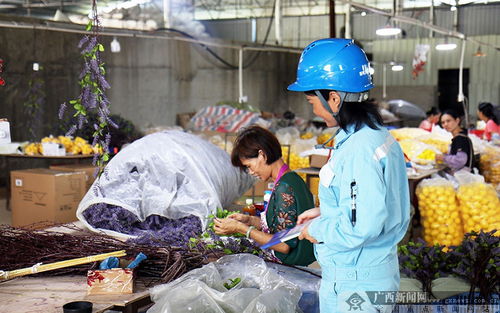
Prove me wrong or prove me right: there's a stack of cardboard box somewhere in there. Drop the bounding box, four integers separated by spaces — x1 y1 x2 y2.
10 164 98 228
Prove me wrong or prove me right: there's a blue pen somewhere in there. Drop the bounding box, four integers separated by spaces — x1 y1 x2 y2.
350 180 357 227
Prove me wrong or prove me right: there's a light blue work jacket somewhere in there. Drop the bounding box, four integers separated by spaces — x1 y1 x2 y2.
309 123 410 269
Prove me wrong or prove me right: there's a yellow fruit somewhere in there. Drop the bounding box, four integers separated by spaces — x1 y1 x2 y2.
81 144 94 155
417 179 463 247
300 132 314 140
74 137 88 145
69 145 82 155
317 133 335 146
457 182 500 233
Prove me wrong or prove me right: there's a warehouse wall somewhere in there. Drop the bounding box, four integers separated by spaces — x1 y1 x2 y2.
0 20 308 144
204 14 345 48
371 35 500 115
203 3 500 47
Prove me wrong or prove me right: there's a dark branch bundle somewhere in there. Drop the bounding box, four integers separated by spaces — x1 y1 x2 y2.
0 224 208 285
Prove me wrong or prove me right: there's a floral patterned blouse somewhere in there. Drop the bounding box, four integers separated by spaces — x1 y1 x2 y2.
266 171 316 266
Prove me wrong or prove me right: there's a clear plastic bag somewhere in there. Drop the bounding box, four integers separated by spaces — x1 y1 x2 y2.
390 127 430 141
416 178 463 247
398 139 442 165
415 133 451 153
147 254 303 313
454 171 500 233
77 131 254 238
275 127 300 145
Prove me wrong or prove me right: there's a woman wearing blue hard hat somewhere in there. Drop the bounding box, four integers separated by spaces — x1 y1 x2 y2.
291 38 410 312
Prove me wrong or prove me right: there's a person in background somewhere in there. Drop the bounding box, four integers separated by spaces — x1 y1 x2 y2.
419 106 441 132
213 125 316 266
477 102 500 141
288 38 410 312
436 110 474 173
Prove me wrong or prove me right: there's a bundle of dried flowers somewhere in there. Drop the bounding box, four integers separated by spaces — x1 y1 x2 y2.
0 224 207 285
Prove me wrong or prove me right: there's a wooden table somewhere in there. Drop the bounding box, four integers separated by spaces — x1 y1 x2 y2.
407 166 444 181
0 153 95 161
0 222 153 313
0 276 152 313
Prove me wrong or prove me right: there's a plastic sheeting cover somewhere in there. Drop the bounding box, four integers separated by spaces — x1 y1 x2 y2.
388 99 426 120
77 131 254 238
147 254 303 313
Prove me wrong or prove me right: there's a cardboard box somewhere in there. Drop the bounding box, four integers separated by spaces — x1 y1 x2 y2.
310 154 329 168
49 164 98 192
10 168 86 228
87 268 134 295
260 111 274 119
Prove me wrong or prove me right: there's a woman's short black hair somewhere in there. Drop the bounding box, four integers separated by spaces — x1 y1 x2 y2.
312 90 383 131
426 106 440 116
441 109 461 120
478 102 499 124
231 125 282 170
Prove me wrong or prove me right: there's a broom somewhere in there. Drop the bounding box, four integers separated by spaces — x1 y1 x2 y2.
0 250 126 281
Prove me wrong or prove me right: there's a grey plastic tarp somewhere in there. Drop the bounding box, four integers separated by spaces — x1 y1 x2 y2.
76 130 254 238
388 99 426 120
147 254 305 313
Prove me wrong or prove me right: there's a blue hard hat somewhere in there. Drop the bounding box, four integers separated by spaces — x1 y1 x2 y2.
288 38 374 93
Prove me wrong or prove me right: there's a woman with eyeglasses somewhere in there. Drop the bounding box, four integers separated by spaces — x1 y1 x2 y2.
213 125 316 266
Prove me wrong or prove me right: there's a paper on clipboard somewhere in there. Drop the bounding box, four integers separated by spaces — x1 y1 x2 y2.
260 217 318 249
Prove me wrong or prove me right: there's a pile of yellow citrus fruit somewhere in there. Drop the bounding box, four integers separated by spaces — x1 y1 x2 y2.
309 177 319 196
24 142 42 155
300 132 314 140
479 146 500 187
398 139 440 165
282 146 309 180
24 136 101 155
416 179 463 248
317 133 335 147
417 136 450 153
456 182 500 233
309 177 320 206
390 128 429 141
417 149 437 163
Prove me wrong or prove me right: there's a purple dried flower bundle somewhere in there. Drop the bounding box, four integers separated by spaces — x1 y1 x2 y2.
58 0 115 174
83 203 203 248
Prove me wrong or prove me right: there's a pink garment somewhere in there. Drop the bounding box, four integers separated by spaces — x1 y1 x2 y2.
484 119 500 140
419 119 433 132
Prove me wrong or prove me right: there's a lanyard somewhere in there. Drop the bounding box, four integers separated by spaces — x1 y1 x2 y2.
263 163 289 214
260 163 289 234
